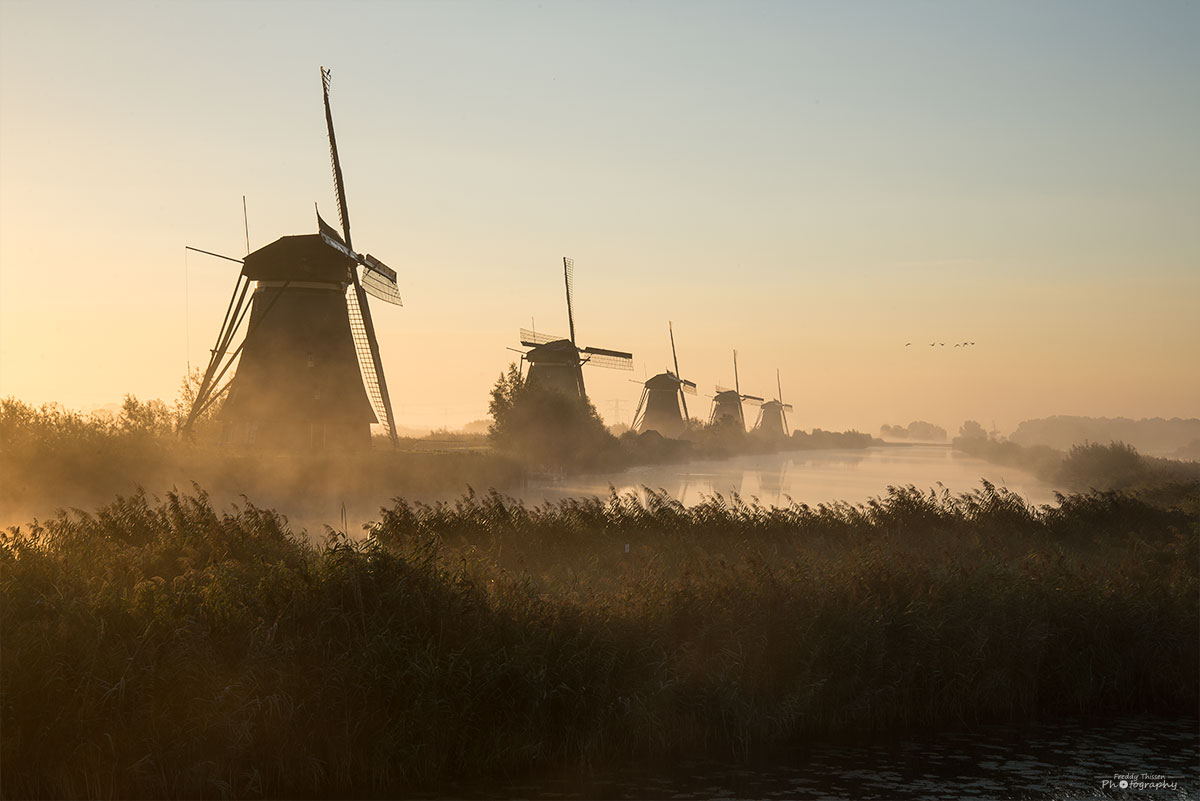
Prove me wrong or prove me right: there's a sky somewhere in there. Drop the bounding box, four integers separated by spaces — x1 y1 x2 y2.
1 0 1197 434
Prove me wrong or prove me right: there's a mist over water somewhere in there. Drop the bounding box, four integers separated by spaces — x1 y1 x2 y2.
519 444 1060 508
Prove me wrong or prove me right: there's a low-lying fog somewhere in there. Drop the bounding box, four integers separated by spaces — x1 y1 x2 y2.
517 444 1059 509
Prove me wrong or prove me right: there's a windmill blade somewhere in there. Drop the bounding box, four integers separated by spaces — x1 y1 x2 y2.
582 345 633 359
581 345 633 371
681 382 698 396
362 269 403 306
321 66 353 250
346 280 399 445
742 394 765 404
361 254 402 306
670 321 689 419
563 257 576 345
583 353 634 370
362 252 396 282
519 328 566 346
782 404 794 411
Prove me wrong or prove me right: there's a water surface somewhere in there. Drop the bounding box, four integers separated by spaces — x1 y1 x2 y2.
449 715 1198 799
518 445 1059 508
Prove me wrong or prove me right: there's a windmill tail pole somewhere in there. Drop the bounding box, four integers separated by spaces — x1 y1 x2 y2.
182 273 249 436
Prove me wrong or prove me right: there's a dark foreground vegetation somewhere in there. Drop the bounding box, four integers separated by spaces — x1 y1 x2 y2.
3 480 1196 798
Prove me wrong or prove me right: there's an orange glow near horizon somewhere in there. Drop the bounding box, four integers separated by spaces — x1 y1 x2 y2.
1 1 1197 435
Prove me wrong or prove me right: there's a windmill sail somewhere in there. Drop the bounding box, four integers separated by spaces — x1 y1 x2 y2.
520 327 566 346
321 65 400 447
346 282 391 436
581 345 634 371
362 254 402 305
322 67 353 249
670 321 689 418
563 257 576 344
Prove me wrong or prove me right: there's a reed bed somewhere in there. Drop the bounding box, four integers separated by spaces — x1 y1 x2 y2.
2 483 1196 798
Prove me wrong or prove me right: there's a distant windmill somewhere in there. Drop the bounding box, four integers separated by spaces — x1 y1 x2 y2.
753 369 793 439
631 321 697 438
181 67 403 450
709 350 763 430
515 257 633 401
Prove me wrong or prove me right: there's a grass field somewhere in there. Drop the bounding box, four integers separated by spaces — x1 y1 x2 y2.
3 480 1195 798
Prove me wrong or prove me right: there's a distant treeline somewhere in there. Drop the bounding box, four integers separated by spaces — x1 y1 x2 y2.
953 433 1200 510
1008 415 1200 459
879 420 948 442
4 481 1195 797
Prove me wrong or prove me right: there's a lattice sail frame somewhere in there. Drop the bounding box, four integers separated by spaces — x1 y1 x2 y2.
519 328 566 346
346 284 391 434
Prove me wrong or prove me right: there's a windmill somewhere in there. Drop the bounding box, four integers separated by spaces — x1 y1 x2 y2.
515 257 633 401
709 350 763 431
753 369 794 439
181 67 403 450
631 321 697 438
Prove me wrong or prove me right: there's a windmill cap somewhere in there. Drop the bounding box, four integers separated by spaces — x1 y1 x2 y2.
242 234 354 283
524 339 579 361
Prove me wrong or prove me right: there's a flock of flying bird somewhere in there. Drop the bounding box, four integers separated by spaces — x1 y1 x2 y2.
906 342 977 347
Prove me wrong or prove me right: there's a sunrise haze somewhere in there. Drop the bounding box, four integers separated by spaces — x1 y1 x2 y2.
1 0 1197 432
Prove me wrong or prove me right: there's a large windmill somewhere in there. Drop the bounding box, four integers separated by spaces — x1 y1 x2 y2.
709 349 763 431
515 257 633 400
631 321 696 438
753 369 794 439
181 67 403 450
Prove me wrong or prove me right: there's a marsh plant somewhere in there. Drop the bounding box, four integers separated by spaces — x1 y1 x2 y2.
3 481 1196 798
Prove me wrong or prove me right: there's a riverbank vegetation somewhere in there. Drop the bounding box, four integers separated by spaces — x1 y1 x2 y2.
879 420 948 442
4 480 1196 798
952 426 1200 511
1007 415 1200 459
3 378 876 526
486 365 877 472
0 397 524 528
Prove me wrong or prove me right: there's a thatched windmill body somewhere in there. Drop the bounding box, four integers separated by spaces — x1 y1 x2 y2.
182 68 403 451
632 322 696 438
516 257 633 401
709 350 763 431
753 369 794 439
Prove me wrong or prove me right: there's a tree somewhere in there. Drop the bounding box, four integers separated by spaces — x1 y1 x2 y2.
1059 441 1144 490
488 363 616 467
118 394 174 436
959 420 987 440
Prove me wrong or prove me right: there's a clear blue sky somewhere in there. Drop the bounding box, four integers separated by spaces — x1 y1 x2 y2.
1 0 1197 431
